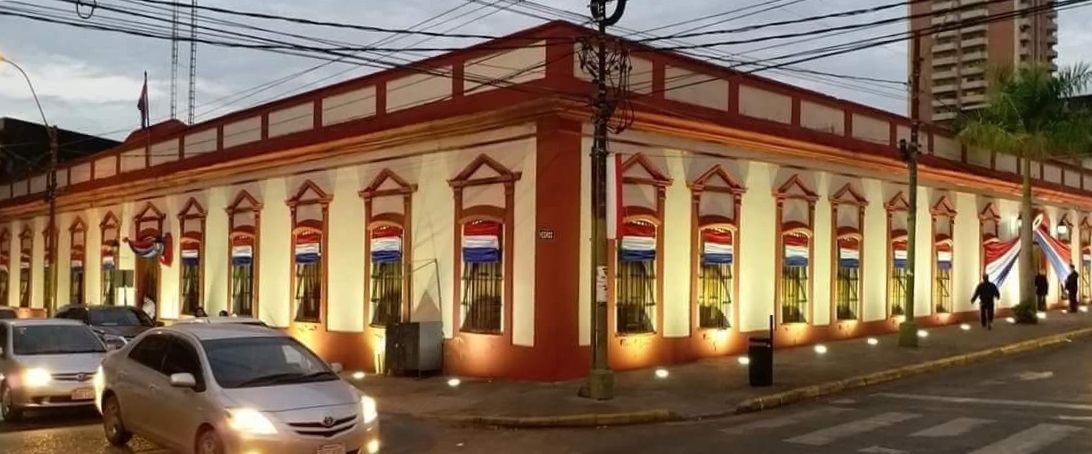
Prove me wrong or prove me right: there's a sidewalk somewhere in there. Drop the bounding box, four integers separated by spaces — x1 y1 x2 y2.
348 313 1092 427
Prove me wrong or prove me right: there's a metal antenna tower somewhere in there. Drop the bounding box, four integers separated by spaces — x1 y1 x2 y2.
169 0 180 119
187 0 198 124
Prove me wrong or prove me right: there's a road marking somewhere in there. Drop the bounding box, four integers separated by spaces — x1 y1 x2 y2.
720 406 850 435
876 393 1092 412
784 412 920 446
1015 371 1055 381
859 446 908 454
910 417 993 437
967 423 1081 454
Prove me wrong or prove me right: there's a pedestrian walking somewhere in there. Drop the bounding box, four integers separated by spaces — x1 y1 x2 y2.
971 273 1001 330
1035 272 1049 311
1066 264 1080 313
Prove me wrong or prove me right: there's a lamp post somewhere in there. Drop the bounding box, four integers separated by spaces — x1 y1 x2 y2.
0 55 59 316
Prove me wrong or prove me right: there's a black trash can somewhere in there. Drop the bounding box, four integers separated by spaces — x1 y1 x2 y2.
748 336 773 387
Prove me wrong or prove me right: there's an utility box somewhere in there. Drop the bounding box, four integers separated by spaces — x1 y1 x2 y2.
384 321 443 377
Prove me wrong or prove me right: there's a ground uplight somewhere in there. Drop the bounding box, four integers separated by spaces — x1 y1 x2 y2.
960 324 971 331
447 378 462 387
814 344 828 355
738 356 751 365
655 368 670 379
917 329 929 338
351 371 366 380
867 338 879 346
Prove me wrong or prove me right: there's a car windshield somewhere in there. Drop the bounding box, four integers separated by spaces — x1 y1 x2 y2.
88 308 154 327
202 336 337 389
12 325 107 355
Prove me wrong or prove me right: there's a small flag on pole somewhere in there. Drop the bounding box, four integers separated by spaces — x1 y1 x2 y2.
137 72 149 129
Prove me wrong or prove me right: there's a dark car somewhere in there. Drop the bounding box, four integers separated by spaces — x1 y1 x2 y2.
0 307 15 320
54 305 158 344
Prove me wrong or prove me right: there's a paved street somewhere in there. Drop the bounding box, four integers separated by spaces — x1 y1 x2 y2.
4 337 1092 453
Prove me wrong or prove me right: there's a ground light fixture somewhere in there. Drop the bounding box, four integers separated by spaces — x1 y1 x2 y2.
737 356 751 366
351 371 366 380
1037 312 1047 320
917 329 929 338
654 368 669 379
1006 317 1016 324
447 377 462 388
814 344 828 355
1081 306 1089 313
866 338 879 346
960 323 972 331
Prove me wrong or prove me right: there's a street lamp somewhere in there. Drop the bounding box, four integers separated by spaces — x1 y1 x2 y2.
0 54 59 316
1057 222 1070 241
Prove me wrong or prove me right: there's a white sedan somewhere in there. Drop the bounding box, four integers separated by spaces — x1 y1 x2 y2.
94 324 379 454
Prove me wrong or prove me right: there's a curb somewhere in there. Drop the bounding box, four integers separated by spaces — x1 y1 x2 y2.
435 409 683 428
733 327 1092 414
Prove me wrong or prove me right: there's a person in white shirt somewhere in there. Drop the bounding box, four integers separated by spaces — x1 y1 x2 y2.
142 296 156 321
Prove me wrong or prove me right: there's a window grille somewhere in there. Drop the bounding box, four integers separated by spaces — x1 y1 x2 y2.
461 221 503 334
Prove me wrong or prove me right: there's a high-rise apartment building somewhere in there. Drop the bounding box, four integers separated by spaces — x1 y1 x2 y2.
910 0 1058 125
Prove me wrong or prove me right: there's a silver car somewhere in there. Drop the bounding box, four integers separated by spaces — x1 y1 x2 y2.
0 319 108 421
95 324 380 454
172 316 268 328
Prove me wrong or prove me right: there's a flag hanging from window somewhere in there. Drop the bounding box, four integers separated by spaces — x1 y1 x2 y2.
462 221 501 263
371 226 403 264
137 72 149 129
620 222 656 262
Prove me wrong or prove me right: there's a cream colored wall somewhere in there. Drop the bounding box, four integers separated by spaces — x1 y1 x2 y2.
259 177 292 327
205 188 230 315
576 129 1061 334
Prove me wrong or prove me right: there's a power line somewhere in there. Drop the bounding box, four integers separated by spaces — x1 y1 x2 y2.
650 0 817 37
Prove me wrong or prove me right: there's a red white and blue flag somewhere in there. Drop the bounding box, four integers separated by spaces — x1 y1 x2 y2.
620 222 656 262
463 221 501 263
294 233 321 264
701 230 732 265
371 226 403 264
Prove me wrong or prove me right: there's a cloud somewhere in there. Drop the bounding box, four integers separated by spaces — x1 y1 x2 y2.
0 0 1088 140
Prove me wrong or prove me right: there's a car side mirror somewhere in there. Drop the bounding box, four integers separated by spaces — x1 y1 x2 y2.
329 362 343 374
104 337 126 351
169 373 197 389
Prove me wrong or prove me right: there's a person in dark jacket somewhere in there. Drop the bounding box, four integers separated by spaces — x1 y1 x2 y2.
972 274 1001 330
1066 264 1080 313
1034 272 1049 311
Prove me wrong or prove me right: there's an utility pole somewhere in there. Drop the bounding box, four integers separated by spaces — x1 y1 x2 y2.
898 31 923 348
46 126 58 316
580 0 627 401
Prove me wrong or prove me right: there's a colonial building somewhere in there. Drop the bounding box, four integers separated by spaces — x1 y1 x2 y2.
1 21 1089 381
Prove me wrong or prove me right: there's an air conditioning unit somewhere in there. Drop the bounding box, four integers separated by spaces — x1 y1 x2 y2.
384 321 443 377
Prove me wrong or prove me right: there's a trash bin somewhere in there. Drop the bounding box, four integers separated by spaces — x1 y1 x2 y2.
748 336 773 387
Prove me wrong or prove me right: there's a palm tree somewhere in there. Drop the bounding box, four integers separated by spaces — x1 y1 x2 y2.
958 63 1092 323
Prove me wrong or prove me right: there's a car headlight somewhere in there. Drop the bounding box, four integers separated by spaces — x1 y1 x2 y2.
22 368 52 388
226 408 277 435
361 396 378 424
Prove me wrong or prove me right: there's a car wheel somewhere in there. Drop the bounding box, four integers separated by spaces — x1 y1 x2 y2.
101 394 132 446
195 427 225 454
0 384 22 422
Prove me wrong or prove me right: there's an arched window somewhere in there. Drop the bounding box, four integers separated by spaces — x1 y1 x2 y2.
131 203 165 317
100 212 120 306
360 168 416 328
19 226 32 308
461 219 504 333
932 197 957 314
689 164 744 332
0 229 10 305
618 219 658 333
449 154 520 337
69 218 87 305
886 192 911 318
227 190 261 317
178 198 206 315
287 181 331 324
830 183 867 321
368 225 404 327
775 174 817 325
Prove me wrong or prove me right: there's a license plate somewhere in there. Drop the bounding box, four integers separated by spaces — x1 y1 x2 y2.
316 444 345 454
71 387 95 401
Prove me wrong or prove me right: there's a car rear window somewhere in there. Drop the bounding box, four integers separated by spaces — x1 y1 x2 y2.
12 325 107 355
89 308 154 327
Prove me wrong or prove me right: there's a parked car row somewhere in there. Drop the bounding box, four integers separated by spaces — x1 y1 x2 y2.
0 307 380 454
